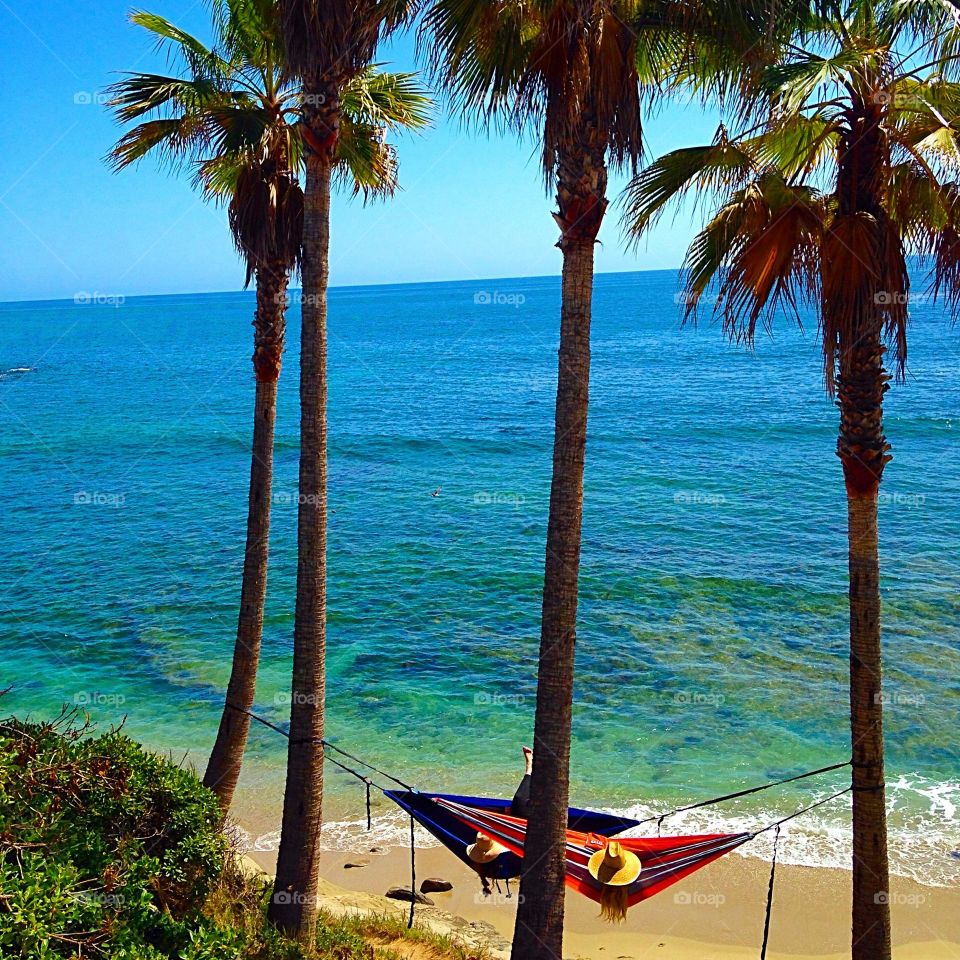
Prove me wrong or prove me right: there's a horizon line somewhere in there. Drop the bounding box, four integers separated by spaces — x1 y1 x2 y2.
0 264 680 308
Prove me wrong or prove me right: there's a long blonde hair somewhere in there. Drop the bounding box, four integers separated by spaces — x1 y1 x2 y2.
599 885 629 923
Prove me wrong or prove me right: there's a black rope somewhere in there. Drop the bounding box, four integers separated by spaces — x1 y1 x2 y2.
225 703 406 793
755 786 852 835
226 702 290 739
408 814 416 929
638 760 851 826
321 739 414 791
365 780 372 831
759 825 780 960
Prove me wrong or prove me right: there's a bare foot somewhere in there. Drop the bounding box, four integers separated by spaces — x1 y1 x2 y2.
522 746 533 775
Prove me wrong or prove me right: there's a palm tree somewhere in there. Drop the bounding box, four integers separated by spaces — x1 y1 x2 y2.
108 0 429 820
624 4 960 957
422 1 680 954
268 0 425 941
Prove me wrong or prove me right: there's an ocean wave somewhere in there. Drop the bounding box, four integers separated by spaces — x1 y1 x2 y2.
0 366 36 380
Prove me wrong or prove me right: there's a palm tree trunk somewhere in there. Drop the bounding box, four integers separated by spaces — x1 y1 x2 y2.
204 262 289 815
833 106 893 960
511 130 607 960
268 89 337 942
838 327 892 960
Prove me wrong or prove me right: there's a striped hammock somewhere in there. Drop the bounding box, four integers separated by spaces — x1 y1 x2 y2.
435 796 753 908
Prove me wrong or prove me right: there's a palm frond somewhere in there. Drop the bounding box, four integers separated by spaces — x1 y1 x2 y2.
622 133 757 239
227 157 303 284
335 118 399 199
280 0 417 81
341 66 432 131
108 116 212 170
762 46 876 115
424 0 650 180
743 112 841 180
821 210 908 386
106 73 227 123
686 172 827 339
129 10 231 78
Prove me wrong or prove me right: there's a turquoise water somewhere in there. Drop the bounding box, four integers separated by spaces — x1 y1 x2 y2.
0 270 957 882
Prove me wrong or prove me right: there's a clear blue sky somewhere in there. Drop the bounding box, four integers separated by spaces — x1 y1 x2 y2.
0 0 720 302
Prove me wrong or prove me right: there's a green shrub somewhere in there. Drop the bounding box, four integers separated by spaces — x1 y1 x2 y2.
0 712 488 960
0 713 227 958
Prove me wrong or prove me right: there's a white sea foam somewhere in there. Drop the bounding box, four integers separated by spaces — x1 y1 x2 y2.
242 775 959 888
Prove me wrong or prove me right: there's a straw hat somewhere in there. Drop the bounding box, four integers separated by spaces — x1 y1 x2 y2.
587 840 642 887
466 832 507 865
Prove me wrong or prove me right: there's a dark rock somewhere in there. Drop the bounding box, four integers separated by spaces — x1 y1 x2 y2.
385 886 434 905
420 877 453 894
343 860 369 869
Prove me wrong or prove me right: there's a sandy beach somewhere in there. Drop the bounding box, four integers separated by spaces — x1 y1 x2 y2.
243 838 960 959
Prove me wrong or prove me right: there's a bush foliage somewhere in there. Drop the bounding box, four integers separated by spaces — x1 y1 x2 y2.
0 712 235 957
0 713 489 960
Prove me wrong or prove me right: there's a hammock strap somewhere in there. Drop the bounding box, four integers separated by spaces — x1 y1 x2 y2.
638 759 851 826
756 786 852 834
225 703 410 791
365 779 372 831
760 825 780 960
408 814 417 929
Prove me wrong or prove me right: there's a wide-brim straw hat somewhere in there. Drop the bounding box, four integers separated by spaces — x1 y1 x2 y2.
587 840 642 887
466 832 507 864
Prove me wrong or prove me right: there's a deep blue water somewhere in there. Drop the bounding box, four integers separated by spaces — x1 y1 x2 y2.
0 270 957 881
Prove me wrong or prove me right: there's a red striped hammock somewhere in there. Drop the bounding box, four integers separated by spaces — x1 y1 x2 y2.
436 796 754 908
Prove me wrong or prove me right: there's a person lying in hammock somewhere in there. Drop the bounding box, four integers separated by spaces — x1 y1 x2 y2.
465 746 532 895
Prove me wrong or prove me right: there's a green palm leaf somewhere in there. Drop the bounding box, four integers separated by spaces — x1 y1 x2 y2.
109 1 432 276
621 135 757 236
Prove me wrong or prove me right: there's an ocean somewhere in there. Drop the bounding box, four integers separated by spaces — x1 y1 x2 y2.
0 269 957 885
